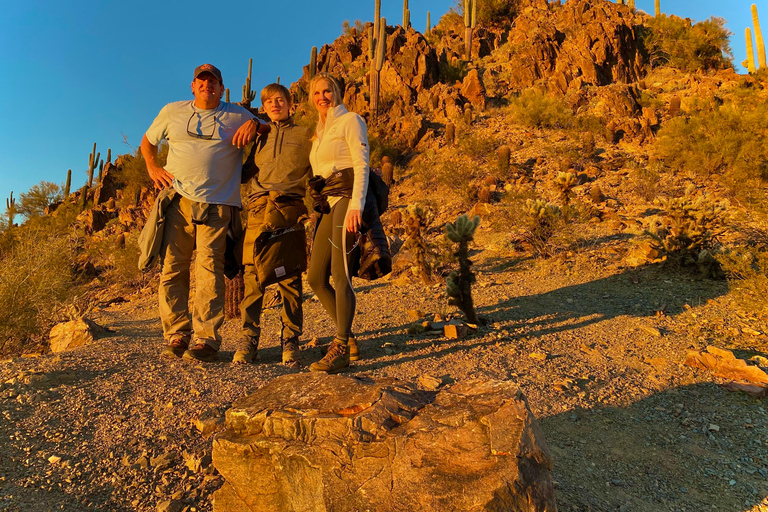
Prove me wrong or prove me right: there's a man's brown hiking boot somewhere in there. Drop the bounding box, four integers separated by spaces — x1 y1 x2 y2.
161 334 190 359
182 341 219 363
309 339 350 373
233 337 259 365
282 336 301 368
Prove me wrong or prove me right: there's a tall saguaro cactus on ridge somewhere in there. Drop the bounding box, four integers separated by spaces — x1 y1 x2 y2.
370 19 387 120
64 169 72 199
464 0 477 59
6 192 16 230
87 143 100 188
654 0 661 17
426 11 431 35
753 4 767 70
403 0 410 29
747 28 757 73
310 46 318 80
242 58 256 108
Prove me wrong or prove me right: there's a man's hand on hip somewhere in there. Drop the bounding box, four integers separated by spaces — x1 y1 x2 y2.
148 164 174 189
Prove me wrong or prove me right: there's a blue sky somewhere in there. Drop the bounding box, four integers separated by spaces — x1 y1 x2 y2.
0 0 752 209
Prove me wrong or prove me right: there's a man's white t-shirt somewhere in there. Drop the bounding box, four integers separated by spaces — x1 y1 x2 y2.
145 100 254 207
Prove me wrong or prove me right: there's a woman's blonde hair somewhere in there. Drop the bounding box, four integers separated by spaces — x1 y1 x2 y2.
308 73 343 110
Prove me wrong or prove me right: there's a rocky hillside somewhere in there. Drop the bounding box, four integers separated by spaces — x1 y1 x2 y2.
1 0 767 511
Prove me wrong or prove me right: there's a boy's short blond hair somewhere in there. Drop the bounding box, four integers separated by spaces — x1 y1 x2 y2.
261 83 292 106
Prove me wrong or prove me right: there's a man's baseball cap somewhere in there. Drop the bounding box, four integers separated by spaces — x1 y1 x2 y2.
193 64 223 83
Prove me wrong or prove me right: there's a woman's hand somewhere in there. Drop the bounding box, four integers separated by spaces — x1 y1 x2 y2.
346 209 362 233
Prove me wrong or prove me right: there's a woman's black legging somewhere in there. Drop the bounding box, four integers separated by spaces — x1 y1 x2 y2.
307 198 356 342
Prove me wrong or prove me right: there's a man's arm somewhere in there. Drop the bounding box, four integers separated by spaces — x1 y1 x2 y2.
233 118 270 148
141 135 174 189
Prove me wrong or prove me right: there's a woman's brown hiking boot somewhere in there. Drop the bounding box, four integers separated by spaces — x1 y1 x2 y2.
310 340 349 373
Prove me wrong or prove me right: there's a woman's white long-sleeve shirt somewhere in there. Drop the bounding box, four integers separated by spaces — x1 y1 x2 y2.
310 104 369 212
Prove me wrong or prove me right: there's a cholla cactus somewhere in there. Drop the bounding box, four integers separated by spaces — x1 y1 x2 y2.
445 214 481 325
403 202 437 284
647 185 729 264
381 156 394 186
523 199 562 257
555 171 578 205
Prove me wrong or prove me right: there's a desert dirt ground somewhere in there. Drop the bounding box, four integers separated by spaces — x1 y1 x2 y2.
1 227 767 512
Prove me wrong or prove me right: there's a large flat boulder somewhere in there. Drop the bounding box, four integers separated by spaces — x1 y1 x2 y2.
212 374 556 512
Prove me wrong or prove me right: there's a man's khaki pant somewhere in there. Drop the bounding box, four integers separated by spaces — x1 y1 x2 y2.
240 265 302 342
159 196 231 350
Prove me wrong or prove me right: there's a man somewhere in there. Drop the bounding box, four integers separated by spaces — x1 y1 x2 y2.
141 63 264 362
234 83 312 366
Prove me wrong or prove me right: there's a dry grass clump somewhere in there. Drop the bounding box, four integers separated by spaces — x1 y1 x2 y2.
506 89 574 129
0 229 76 355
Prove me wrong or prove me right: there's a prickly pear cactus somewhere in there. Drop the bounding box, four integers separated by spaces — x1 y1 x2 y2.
445 214 481 325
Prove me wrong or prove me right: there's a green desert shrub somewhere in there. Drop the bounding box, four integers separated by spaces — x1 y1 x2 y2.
640 15 733 71
653 99 768 205
507 89 573 129
17 181 62 219
0 229 76 355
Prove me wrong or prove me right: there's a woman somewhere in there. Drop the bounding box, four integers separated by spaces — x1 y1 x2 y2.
307 73 369 374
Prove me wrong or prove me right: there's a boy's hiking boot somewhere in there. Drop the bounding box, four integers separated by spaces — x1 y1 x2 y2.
310 339 350 373
348 336 359 361
282 336 301 368
233 337 259 365
182 341 219 363
161 334 190 359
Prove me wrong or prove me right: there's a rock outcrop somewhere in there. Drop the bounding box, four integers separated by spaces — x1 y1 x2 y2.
212 373 556 512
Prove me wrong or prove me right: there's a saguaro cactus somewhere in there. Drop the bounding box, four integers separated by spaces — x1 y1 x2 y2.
6 192 16 230
370 18 387 120
242 58 256 108
403 0 410 29
753 5 767 70
309 46 318 80
746 28 757 73
225 88 230 103
80 185 88 210
654 0 660 17
628 0 635 8
106 148 111 164
445 214 481 325
445 122 455 146
87 143 99 188
64 169 72 199
498 146 510 175
464 0 477 59
426 11 431 35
